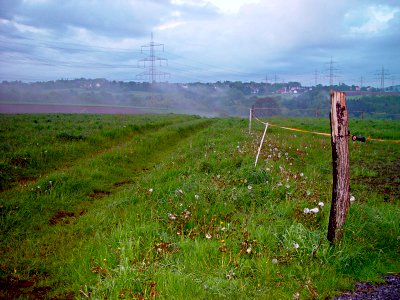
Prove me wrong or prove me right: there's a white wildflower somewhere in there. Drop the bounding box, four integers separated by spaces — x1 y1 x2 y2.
195 194 200 200
248 185 253 190
303 208 310 214
272 258 278 264
148 188 153 193
266 167 271 172
205 233 212 239
285 183 290 189
300 173 304 177
277 181 283 187
293 243 299 249
310 207 319 214
167 213 177 220
246 247 252 254
183 210 191 219
226 271 235 280
306 190 312 196
318 201 324 207
350 195 355 203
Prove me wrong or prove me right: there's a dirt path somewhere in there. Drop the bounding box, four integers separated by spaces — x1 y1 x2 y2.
0 103 142 114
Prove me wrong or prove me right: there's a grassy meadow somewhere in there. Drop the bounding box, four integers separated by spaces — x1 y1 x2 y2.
0 113 399 299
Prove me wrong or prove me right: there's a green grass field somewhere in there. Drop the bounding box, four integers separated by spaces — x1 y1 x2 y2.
0 114 399 299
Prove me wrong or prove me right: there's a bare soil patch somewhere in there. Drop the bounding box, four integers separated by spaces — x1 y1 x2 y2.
0 103 142 114
0 276 51 299
113 179 133 187
89 190 111 199
353 158 400 202
48 210 75 225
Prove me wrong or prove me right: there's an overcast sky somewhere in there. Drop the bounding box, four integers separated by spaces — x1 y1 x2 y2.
0 0 399 86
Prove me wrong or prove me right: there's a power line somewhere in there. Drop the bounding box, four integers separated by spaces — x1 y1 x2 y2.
0 32 142 54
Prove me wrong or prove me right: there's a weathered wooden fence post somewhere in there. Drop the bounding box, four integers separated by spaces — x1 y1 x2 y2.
327 91 350 244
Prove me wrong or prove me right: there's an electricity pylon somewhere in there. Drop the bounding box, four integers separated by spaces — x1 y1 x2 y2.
136 32 169 83
376 66 390 91
327 57 339 87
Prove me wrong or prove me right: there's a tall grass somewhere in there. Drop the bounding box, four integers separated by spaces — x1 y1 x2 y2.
0 115 399 299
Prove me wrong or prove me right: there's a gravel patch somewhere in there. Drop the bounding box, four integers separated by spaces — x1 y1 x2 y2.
333 275 400 300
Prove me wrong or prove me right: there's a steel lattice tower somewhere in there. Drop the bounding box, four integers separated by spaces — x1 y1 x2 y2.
328 57 339 87
379 66 389 91
136 33 169 83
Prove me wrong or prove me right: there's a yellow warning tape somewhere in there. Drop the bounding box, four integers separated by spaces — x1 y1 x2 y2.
254 117 400 143
268 123 331 137
254 117 330 137
366 137 400 143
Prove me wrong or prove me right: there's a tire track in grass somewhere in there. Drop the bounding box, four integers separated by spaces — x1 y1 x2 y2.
0 115 194 191
0 117 216 299
0 117 215 250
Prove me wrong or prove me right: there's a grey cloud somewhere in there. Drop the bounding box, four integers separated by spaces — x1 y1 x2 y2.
0 0 399 83
13 1 159 38
3 0 219 39
0 0 23 19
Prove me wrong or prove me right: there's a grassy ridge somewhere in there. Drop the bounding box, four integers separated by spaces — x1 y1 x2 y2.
0 115 399 299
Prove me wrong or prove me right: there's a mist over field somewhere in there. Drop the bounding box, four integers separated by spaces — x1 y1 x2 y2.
1 79 399 119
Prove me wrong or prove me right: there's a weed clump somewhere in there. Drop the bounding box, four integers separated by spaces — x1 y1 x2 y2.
56 131 86 141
